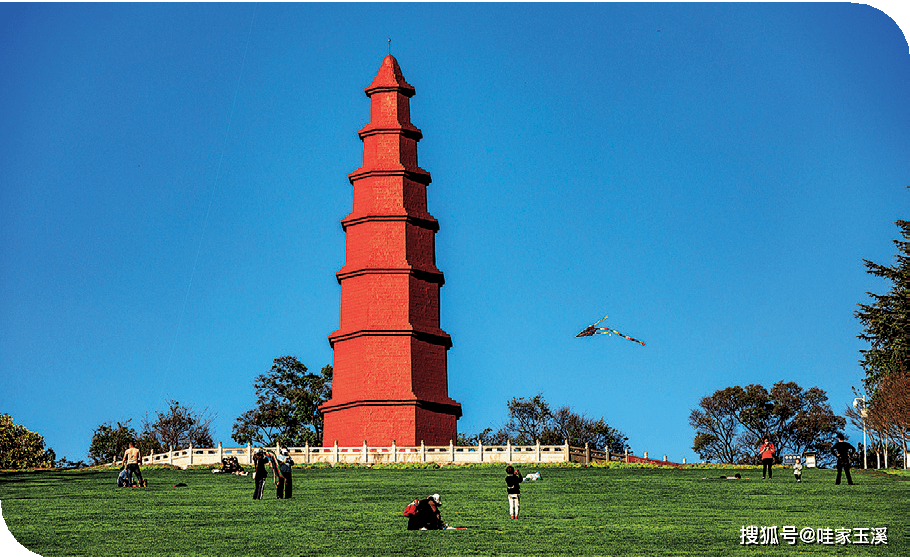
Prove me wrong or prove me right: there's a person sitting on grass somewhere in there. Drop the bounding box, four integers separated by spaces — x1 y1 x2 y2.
407 493 445 530
117 468 132 487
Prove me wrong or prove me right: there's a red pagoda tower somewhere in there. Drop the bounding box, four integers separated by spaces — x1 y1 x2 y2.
320 55 461 446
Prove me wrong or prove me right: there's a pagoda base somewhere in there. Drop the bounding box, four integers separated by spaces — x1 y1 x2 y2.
321 398 461 446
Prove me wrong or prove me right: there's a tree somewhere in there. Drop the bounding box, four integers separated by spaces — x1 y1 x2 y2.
855 219 910 396
141 400 216 451
689 388 746 464
0 414 55 469
88 420 137 465
502 394 553 445
689 382 845 466
497 393 631 453
871 371 909 467
232 357 332 447
550 406 630 453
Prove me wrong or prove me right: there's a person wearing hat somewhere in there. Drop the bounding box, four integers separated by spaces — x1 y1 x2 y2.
275 448 294 499
407 493 445 530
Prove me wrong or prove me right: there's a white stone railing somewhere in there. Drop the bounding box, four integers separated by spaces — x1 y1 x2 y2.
119 440 573 469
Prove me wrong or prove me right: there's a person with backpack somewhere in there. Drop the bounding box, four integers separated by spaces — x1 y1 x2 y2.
406 494 444 530
506 465 523 519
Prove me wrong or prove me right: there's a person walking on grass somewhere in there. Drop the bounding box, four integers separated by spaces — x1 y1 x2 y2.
123 442 146 487
506 465 523 519
832 434 856 485
758 437 776 479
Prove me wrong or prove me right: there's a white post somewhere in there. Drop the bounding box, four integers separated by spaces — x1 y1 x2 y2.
644 451 649 459
421 440 426 463
624 448 628 463
507 440 512 463
247 443 252 465
450 439 455 463
562 439 568 463
479 441 484 463
169 445 174 466
392 440 397 463
217 441 223 463
305 441 310 464
363 440 368 464
683 458 687 464
663 455 667 462
188 443 194 466
536 439 542 463
333 440 339 464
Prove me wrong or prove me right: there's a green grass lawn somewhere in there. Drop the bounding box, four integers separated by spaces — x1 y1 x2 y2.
1 464 907 556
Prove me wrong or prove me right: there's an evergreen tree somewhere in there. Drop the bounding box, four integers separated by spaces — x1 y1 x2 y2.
855 219 910 396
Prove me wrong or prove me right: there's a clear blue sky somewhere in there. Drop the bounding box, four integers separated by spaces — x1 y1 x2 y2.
2 3 908 468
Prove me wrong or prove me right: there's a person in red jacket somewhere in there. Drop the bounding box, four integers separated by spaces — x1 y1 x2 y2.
758 437 776 479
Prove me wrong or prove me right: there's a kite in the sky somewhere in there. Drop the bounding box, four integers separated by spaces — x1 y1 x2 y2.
575 315 646 346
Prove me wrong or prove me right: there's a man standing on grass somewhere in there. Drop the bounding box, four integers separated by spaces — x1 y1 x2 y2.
832 434 856 485
123 442 145 487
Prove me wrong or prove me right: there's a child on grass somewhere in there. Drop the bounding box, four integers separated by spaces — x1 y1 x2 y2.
506 465 523 519
793 457 803 483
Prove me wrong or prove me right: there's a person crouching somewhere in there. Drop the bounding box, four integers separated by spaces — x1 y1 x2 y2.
407 494 444 530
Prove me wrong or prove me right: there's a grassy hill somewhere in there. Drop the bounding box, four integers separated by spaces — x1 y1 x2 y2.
1 463 906 556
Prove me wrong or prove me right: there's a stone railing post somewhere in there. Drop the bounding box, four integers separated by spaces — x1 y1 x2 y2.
247 443 252 465
479 441 484 463
305 441 310 464
507 440 512 463
333 440 339 464
420 440 426 463
644 451 649 460
392 440 397 463
217 441 223 463
188 443 194 466
363 440 368 464
449 439 455 463
663 454 667 462
624 448 629 463
169 445 174 466
585 442 591 466
537 439 542 463
682 458 687 465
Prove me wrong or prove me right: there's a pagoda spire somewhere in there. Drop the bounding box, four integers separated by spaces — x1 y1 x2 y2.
320 55 461 447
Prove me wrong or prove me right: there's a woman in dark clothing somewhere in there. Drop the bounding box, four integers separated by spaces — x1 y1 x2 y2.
407 494 444 530
506 465 523 519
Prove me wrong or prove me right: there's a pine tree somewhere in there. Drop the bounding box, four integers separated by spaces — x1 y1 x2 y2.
855 219 910 397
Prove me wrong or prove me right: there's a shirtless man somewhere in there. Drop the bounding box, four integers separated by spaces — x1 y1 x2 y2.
123 442 146 487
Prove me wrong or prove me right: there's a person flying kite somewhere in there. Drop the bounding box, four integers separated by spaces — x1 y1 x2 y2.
575 315 645 346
